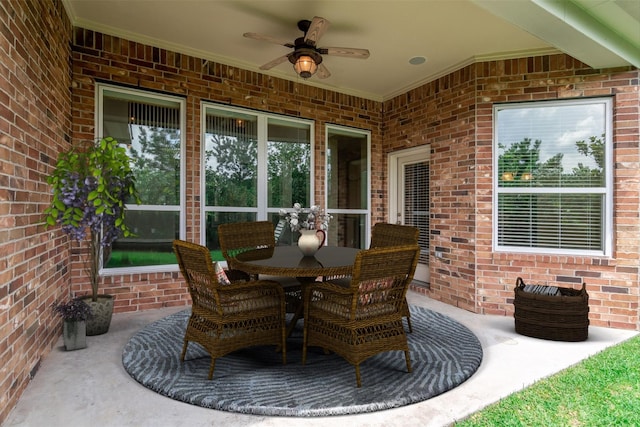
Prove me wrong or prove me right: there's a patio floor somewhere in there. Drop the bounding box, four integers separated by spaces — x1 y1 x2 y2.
5 290 637 427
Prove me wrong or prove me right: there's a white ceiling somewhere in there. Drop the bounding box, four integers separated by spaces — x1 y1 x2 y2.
63 0 639 101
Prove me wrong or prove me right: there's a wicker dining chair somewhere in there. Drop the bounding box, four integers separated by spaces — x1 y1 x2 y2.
218 220 301 312
173 239 287 380
302 244 420 387
218 221 276 277
370 223 420 332
370 222 420 249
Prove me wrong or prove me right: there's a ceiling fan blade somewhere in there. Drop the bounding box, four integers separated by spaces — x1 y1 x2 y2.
244 32 294 48
259 55 290 70
322 47 370 59
317 63 331 79
304 16 330 47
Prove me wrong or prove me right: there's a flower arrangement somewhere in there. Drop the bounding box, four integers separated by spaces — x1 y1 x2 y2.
279 203 332 232
52 298 94 321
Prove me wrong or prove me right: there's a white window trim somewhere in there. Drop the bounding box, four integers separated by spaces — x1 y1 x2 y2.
96 83 186 274
492 97 613 257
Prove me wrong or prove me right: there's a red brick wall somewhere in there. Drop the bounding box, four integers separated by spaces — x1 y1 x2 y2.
0 0 72 423
70 29 384 313
71 29 640 328
384 55 640 329
475 58 639 329
384 66 478 311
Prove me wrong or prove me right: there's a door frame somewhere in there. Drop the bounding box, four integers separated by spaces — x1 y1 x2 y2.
388 145 430 283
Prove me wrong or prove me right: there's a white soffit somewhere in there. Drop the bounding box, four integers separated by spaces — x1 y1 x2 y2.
473 0 640 68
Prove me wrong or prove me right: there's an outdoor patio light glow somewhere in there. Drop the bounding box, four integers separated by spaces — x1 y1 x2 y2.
293 55 318 78
290 49 322 79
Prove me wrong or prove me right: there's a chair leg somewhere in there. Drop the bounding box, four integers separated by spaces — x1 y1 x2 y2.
207 358 216 380
404 350 412 373
405 315 413 333
281 328 287 365
403 299 413 333
302 327 308 365
355 364 362 388
180 340 189 361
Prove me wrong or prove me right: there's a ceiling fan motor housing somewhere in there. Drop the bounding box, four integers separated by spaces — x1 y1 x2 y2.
297 19 312 33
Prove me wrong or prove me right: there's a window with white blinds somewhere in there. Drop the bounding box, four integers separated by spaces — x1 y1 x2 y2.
493 98 612 256
97 84 185 270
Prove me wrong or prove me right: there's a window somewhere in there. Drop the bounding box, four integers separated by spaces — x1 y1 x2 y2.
202 104 313 254
326 125 371 249
97 84 185 271
493 98 612 256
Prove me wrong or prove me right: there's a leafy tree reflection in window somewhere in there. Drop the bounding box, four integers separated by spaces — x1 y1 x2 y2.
203 107 312 251
498 135 604 188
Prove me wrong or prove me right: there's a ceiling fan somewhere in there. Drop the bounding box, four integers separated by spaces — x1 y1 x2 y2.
243 16 370 79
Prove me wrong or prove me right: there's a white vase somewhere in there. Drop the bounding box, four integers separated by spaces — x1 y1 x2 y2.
297 229 326 257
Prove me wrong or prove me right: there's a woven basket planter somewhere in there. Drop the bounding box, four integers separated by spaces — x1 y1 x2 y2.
514 277 589 342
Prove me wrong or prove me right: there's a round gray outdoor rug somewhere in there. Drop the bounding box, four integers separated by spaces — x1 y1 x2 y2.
122 306 482 416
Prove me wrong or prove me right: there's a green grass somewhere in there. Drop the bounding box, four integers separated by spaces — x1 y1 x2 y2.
106 250 225 268
456 335 640 427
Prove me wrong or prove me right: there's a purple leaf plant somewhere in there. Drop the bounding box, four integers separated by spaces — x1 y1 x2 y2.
44 137 141 300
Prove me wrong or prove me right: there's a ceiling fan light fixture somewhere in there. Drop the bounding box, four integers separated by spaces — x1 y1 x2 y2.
246 16 367 80
293 55 318 78
290 48 322 79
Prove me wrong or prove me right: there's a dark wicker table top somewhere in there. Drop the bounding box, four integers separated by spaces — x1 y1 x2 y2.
233 246 359 278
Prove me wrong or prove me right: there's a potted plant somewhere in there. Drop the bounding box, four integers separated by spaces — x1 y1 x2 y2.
44 137 140 335
52 298 93 350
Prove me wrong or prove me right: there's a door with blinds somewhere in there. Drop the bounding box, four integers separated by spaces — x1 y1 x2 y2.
389 147 430 284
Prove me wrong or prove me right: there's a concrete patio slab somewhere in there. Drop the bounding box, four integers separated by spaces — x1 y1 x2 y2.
5 291 637 427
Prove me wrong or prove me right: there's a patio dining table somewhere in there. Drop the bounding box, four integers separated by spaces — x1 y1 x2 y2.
233 245 359 278
233 245 360 336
